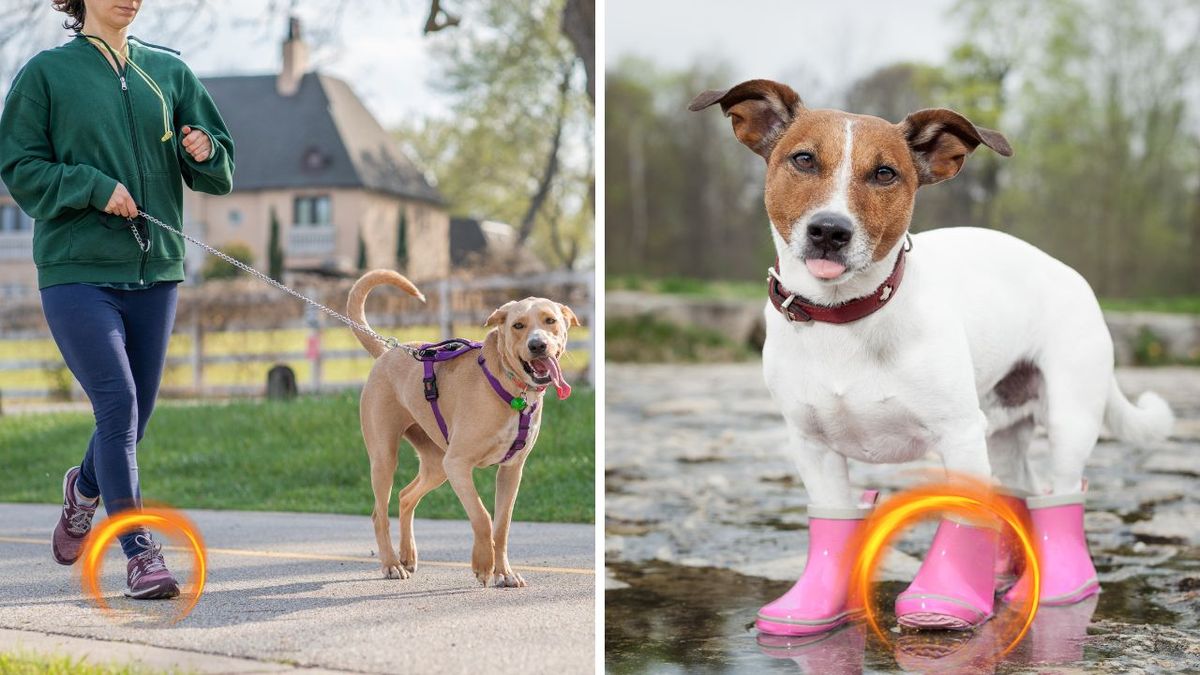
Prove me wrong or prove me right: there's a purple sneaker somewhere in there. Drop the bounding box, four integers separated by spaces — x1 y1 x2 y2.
124 532 180 600
52 466 98 565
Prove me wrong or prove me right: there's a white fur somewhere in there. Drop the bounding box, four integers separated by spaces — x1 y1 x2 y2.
763 224 1174 508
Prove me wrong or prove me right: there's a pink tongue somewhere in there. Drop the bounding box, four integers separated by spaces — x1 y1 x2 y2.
543 357 571 400
805 258 847 280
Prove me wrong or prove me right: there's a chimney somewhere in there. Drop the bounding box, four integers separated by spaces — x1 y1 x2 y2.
277 16 308 97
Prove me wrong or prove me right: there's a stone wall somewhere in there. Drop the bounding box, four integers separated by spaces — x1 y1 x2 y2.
608 291 1200 366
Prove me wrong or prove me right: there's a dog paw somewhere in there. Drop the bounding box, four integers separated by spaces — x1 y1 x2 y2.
382 563 411 580
474 569 492 587
400 558 418 574
492 571 527 588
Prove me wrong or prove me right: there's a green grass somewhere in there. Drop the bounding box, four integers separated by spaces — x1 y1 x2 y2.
0 652 180 674
1099 296 1200 315
605 317 756 363
0 389 594 523
606 274 762 300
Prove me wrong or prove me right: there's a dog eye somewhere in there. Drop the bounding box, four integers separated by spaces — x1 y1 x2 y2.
874 166 897 184
791 151 816 172
512 322 525 330
545 317 556 324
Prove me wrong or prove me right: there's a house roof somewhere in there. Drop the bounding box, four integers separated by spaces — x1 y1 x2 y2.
200 72 443 204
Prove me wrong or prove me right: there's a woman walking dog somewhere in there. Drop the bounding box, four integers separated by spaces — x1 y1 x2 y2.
0 0 233 598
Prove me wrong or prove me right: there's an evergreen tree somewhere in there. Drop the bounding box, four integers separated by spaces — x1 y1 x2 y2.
267 207 284 282
396 209 408 268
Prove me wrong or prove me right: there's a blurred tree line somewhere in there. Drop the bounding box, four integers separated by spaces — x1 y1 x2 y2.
606 0 1200 297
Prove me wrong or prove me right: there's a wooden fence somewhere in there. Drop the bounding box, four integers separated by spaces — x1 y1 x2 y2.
0 270 594 404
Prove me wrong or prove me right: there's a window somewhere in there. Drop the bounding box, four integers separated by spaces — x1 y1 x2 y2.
0 204 32 233
294 195 331 226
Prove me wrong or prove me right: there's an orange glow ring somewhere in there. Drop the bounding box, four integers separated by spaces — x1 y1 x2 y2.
80 508 206 622
850 478 1040 659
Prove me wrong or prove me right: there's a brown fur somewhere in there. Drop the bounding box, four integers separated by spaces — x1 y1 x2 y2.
347 270 579 587
692 80 1012 263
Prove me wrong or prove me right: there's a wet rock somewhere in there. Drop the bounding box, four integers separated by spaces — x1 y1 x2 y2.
1085 511 1125 533
642 397 720 417
1131 503 1200 545
1144 452 1200 477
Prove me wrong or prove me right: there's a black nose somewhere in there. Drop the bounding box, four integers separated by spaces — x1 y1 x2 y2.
806 212 854 252
528 338 547 356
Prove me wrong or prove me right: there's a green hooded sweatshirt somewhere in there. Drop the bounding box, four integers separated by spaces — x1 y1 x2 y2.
0 34 234 289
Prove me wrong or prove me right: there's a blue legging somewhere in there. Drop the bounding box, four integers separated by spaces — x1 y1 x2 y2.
40 282 178 558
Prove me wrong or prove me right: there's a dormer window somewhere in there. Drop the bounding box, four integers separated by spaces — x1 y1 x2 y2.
302 147 329 172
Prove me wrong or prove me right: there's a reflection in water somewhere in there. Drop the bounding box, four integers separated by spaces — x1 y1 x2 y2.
753 597 1098 674
606 562 1143 673
758 625 867 675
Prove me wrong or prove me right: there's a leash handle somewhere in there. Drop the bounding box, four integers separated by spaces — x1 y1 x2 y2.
136 210 401 352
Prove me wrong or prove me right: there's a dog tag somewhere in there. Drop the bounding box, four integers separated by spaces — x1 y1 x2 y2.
510 397 528 412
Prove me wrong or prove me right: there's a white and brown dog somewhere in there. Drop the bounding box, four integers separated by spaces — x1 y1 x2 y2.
691 80 1173 634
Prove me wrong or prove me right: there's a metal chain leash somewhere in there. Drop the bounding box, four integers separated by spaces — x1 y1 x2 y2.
132 211 401 352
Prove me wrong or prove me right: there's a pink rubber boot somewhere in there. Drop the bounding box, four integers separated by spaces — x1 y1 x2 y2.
756 491 878 636
1003 492 1100 606
895 519 997 630
994 491 1031 594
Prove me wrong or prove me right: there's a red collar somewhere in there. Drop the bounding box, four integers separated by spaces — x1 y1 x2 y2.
768 246 908 324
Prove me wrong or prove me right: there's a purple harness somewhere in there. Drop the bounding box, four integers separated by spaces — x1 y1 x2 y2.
416 339 538 465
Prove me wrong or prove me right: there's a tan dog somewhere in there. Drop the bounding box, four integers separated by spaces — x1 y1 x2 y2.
347 270 579 587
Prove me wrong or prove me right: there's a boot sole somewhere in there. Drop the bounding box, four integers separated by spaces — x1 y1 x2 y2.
895 593 991 631
756 609 860 636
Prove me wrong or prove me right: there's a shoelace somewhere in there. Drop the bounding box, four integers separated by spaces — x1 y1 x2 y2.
129 533 167 581
66 507 94 534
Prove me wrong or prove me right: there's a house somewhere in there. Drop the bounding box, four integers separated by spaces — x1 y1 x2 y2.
0 17 450 299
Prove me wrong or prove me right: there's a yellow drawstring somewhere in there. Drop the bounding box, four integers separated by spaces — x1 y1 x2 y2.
86 37 173 143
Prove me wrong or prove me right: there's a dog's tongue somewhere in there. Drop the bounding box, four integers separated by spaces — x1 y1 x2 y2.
805 258 846 280
542 357 571 400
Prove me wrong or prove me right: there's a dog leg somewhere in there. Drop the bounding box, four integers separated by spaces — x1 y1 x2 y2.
784 422 853 508
491 462 526 588
397 429 446 575
366 425 405 580
987 419 1039 494
896 413 998 631
443 454 495 586
999 377 1105 606
987 420 1038 593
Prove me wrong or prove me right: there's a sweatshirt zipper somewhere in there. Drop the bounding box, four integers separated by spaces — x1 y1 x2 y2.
83 37 150 283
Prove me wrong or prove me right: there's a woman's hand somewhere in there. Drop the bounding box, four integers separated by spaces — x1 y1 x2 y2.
104 183 138 219
180 125 212 162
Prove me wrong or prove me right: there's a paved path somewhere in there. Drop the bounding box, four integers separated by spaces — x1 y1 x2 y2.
0 506 595 674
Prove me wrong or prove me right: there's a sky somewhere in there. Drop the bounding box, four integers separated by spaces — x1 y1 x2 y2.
5 0 449 127
605 0 958 104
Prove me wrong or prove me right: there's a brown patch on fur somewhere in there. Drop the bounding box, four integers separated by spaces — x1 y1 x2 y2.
900 109 1013 185
688 80 803 160
993 360 1043 407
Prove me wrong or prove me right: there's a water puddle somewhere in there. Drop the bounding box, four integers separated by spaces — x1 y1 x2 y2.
606 561 1199 674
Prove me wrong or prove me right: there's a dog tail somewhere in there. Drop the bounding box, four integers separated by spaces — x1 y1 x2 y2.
1104 377 1174 446
347 270 426 358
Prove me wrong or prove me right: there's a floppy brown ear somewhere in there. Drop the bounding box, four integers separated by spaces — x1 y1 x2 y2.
688 79 804 160
558 304 582 328
899 108 1013 185
484 301 516 327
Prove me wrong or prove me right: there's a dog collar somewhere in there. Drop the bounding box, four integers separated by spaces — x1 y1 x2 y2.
768 243 908 325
